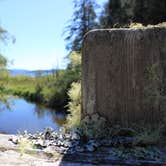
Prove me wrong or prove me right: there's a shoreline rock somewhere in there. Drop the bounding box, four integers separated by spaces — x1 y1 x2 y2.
5 127 166 162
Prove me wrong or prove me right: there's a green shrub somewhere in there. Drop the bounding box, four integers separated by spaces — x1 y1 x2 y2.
64 82 81 130
1 51 81 110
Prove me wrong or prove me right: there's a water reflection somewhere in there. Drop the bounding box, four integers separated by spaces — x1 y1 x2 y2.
34 104 67 125
0 98 66 134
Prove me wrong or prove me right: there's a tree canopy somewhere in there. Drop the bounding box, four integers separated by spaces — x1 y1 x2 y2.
99 0 166 28
64 0 98 52
100 0 129 28
133 0 166 25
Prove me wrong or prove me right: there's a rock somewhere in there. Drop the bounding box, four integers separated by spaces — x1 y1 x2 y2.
34 132 42 139
100 139 112 146
85 144 95 152
9 136 19 144
22 130 28 135
59 134 64 140
34 139 46 149
123 137 135 148
57 140 63 147
44 131 51 140
75 146 84 153
87 140 100 148
67 148 75 154
50 132 59 140
71 140 80 147
110 137 135 148
65 134 72 140
112 128 136 137
43 140 52 147
71 133 80 140
59 127 66 134
28 134 34 139
63 141 72 148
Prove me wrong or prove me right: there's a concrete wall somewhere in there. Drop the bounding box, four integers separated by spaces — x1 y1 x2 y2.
82 27 166 125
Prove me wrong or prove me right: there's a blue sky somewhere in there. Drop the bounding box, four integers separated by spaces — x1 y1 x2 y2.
0 0 106 70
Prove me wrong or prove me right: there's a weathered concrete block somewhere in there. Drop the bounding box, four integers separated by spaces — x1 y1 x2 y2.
82 27 166 125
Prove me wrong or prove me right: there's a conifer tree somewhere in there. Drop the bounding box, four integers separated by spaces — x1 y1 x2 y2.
65 0 98 51
133 0 166 25
99 0 129 28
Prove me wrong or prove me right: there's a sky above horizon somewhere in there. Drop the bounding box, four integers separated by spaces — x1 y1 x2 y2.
0 0 106 70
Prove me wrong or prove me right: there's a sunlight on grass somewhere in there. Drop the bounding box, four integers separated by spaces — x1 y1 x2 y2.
64 82 81 130
18 137 34 156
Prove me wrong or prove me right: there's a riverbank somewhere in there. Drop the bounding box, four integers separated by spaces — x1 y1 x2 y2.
0 57 81 111
0 129 166 165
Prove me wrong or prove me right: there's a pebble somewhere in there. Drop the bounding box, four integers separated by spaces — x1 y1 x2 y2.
7 128 166 162
71 133 80 140
9 136 18 144
85 144 95 152
8 128 135 155
76 146 84 153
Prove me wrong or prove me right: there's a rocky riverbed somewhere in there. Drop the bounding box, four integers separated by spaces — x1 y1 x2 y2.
0 127 166 165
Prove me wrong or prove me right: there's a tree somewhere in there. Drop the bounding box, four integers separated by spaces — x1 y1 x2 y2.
133 0 166 25
0 26 10 104
64 0 98 51
35 70 43 78
99 0 129 28
99 0 166 28
0 27 8 77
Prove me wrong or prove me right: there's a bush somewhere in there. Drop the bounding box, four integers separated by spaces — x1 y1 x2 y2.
64 82 81 130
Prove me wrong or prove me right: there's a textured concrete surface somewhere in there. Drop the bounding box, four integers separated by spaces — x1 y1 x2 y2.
82 27 166 125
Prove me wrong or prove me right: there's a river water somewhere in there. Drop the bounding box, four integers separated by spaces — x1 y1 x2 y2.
0 98 66 134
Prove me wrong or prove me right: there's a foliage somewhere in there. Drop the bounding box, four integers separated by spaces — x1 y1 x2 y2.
129 23 144 28
135 126 161 146
62 52 82 129
68 51 81 69
18 138 34 156
0 26 10 105
1 51 81 110
42 68 81 109
110 146 163 161
64 0 98 51
133 0 166 25
64 82 81 130
81 114 108 139
129 22 166 28
0 54 7 69
99 0 129 28
99 0 166 28
0 26 7 41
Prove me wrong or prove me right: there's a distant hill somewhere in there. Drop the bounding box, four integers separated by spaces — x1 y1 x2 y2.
8 69 56 77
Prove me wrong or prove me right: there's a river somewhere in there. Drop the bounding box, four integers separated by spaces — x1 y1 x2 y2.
0 98 66 134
